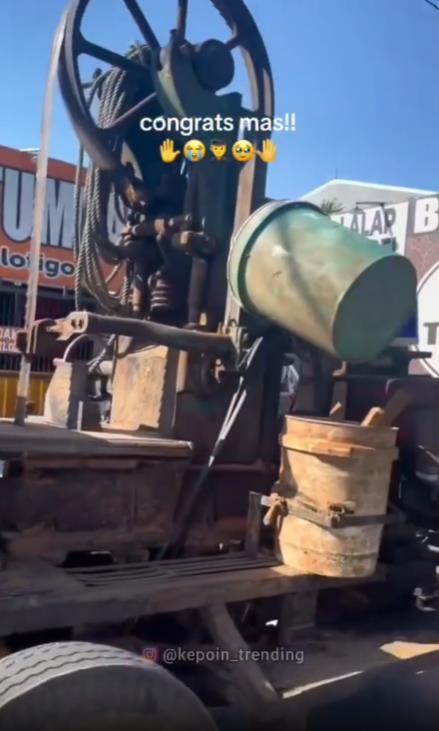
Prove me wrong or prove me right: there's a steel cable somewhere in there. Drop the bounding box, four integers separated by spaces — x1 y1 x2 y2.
74 47 147 314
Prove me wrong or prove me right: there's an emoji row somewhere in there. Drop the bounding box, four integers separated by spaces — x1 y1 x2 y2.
160 139 277 164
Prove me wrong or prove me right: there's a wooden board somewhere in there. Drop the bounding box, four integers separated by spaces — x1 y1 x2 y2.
0 553 385 636
0 417 193 459
361 388 413 427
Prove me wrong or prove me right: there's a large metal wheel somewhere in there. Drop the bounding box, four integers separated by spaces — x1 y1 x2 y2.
0 641 217 731
58 0 274 189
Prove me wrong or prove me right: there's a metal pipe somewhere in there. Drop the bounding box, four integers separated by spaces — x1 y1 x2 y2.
49 311 235 357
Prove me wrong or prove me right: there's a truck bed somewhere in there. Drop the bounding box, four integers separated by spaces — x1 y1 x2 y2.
0 553 380 636
0 417 193 459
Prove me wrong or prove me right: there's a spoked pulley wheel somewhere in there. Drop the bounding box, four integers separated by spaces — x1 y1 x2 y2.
58 0 274 205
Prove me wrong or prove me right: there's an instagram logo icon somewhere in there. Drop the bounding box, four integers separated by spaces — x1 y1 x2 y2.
142 647 159 663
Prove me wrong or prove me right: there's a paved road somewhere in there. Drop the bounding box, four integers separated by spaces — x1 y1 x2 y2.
215 606 439 730
215 663 439 730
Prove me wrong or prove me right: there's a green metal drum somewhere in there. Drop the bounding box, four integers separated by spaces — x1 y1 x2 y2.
228 201 417 361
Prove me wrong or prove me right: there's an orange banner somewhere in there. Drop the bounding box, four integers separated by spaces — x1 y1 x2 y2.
0 145 122 291
0 145 80 288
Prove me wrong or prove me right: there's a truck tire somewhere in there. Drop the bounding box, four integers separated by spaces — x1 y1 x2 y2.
0 641 217 731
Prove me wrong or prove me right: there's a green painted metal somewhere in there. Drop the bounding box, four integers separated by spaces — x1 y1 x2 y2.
228 200 417 361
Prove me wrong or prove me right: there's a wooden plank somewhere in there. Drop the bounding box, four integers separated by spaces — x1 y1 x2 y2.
329 401 344 420
24 458 141 471
200 603 278 707
330 381 347 421
0 559 82 599
361 406 385 427
362 388 413 428
0 418 193 459
0 559 386 636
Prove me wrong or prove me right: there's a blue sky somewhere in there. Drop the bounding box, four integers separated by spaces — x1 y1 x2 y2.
0 0 438 199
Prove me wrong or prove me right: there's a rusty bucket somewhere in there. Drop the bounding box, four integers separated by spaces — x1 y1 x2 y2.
275 416 399 578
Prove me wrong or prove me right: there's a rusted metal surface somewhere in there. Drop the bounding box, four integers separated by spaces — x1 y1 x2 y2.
15 319 58 358
38 0 282 530
43 360 100 430
0 445 273 566
110 343 179 433
0 460 186 563
275 416 398 578
48 311 236 357
262 491 403 530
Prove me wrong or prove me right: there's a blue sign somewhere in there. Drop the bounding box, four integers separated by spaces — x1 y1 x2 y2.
393 311 418 345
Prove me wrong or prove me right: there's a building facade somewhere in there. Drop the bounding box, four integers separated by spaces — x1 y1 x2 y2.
0 145 104 415
302 178 435 212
